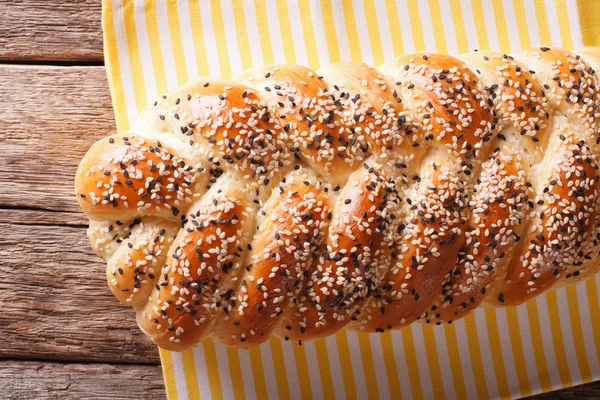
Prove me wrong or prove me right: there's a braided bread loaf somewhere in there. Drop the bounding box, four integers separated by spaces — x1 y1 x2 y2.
76 47 600 350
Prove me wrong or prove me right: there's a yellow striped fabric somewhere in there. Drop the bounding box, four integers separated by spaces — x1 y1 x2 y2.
102 0 600 398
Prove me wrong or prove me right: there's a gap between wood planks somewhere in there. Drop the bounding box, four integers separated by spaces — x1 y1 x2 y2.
0 60 105 67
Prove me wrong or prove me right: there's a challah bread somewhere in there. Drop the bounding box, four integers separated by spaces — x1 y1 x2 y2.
75 47 600 350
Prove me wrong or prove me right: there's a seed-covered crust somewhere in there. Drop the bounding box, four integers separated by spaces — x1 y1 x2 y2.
75 47 600 350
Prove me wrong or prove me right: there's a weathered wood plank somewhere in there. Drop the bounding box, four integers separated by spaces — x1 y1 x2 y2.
0 210 159 364
0 360 598 400
0 360 164 399
526 381 600 399
0 65 116 213
0 0 103 62
0 208 88 227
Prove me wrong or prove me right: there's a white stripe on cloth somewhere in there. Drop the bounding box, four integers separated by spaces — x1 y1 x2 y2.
325 335 347 399
369 335 392 399
544 0 563 47
198 0 222 76
416 0 438 52
281 341 303 399
309 0 332 65
495 308 524 398
220 0 245 75
258 341 280 400
351 0 375 65
535 295 564 392
454 319 480 400
373 0 396 63
566 0 583 48
482 0 502 51
461 0 480 51
304 341 326 400
171 352 191 400
396 0 416 53
556 288 583 384
501 0 523 51
214 343 236 400
345 331 369 399
439 0 460 54
390 330 412 399
411 323 436 400
111 0 138 124
286 0 309 65
177 0 200 80
193 344 213 400
237 349 258 400
516 303 543 392
155 0 179 88
577 282 600 378
433 325 459 400
474 308 501 399
523 0 542 47
242 0 265 66
133 0 158 102
330 0 353 62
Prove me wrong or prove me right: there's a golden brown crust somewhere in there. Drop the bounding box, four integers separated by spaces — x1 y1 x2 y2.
105 218 178 306
384 53 494 162
75 46 600 350
137 78 291 191
353 161 467 331
279 162 397 340
238 65 356 184
487 130 599 306
459 52 551 163
75 134 200 221
352 53 495 332
430 148 531 321
317 62 412 162
137 178 255 350
212 168 331 347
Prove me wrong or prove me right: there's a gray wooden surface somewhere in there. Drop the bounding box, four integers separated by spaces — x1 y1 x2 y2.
0 2 165 397
0 0 103 62
0 1 597 398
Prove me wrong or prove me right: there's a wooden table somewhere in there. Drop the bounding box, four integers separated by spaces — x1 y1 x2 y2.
0 1 597 398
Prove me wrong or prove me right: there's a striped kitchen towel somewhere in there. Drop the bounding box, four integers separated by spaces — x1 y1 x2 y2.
102 0 600 398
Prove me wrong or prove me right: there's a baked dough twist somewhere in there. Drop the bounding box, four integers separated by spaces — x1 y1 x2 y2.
75 47 600 350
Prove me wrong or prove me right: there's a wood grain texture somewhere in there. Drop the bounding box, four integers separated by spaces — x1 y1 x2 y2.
0 64 160 365
0 208 159 364
0 65 115 213
527 381 600 399
0 0 103 62
0 360 164 399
